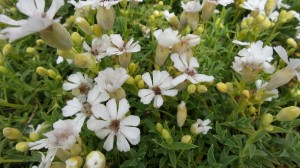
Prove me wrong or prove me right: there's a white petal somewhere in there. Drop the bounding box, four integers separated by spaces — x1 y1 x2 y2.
0 15 26 26
16 0 36 16
172 74 188 86
62 82 79 90
152 70 161 86
161 89 178 96
95 128 111 139
120 126 140 142
153 95 163 108
83 41 91 51
87 118 109 131
191 74 214 83
62 98 83 117
35 0 46 14
107 99 117 119
171 53 186 72
139 90 155 104
121 115 140 126
46 0 64 19
189 57 199 68
91 104 110 120
142 72 153 87
274 46 289 64
110 34 124 48
116 133 130 152
117 98 130 119
103 132 115 151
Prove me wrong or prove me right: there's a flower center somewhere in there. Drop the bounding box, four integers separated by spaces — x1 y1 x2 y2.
91 49 99 56
185 68 196 76
83 103 93 117
79 84 90 95
109 120 120 132
152 87 161 95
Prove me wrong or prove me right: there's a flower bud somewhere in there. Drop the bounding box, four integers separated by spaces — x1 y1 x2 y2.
109 88 126 102
57 48 77 59
261 113 274 126
161 129 172 141
0 66 8 74
134 75 142 84
264 0 276 16
242 90 250 99
3 127 22 140
156 123 163 133
70 144 82 156
158 1 163 5
75 17 93 35
96 6 115 30
177 101 187 127
29 132 40 141
65 156 83 168
119 53 132 68
51 162 66 168
71 32 83 46
253 14 265 25
187 84 196 94
120 0 127 8
266 66 295 90
216 82 228 93
47 70 57 79
15 142 29 152
73 53 95 68
26 47 37 55
260 18 272 30
36 39 44 46
264 125 274 132
9 7 17 14
36 66 49 77
155 45 169 66
181 135 192 144
2 44 13 56
137 80 145 89
126 76 135 84
150 14 156 22
201 0 217 22
197 85 208 93
276 106 300 121
187 12 199 31
129 62 137 74
85 151 106 168
287 38 297 48
91 24 102 37
153 10 160 17
39 22 73 50
249 106 257 114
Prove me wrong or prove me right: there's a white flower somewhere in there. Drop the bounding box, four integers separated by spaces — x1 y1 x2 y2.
154 28 180 48
87 98 140 152
232 40 250 46
163 10 176 22
241 0 267 13
83 34 112 61
256 80 278 101
171 53 214 86
106 34 141 55
71 0 121 9
85 151 106 168
63 72 93 101
138 70 178 108
276 0 290 9
181 34 201 49
232 41 275 75
68 0 96 9
191 119 212 135
94 67 129 93
296 26 300 40
0 0 64 42
29 119 81 150
205 0 234 6
181 1 202 13
32 150 56 168
274 46 300 81
62 86 110 127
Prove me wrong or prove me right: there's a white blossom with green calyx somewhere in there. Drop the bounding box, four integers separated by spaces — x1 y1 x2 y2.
154 28 180 48
205 0 234 6
0 0 64 42
106 34 141 56
138 70 178 108
83 34 112 61
181 1 202 13
63 72 93 102
255 79 279 101
87 98 140 152
241 0 267 13
62 86 110 129
171 53 214 86
191 119 212 135
85 151 106 168
94 67 129 93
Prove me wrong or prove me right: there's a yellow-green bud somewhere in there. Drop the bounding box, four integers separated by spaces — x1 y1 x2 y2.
155 123 163 133
264 125 274 132
65 156 83 168
241 19 248 28
75 17 93 35
177 101 187 128
3 127 23 140
29 132 40 141
261 113 274 126
181 135 192 144
196 26 204 34
129 62 137 74
260 18 272 29
287 38 297 48
153 10 160 17
242 90 250 99
137 80 145 89
276 106 300 121
187 84 196 94
15 142 29 152
246 17 254 26
36 67 49 77
9 7 17 14
150 15 155 22
161 129 171 141
26 47 37 55
73 53 95 68
91 24 102 37
109 88 126 102
120 0 127 8
286 11 295 20
2 44 13 56
51 162 66 168
57 48 77 59
0 66 8 74
126 76 135 84
249 106 257 114
264 0 276 16
71 32 83 45
36 39 44 46
70 144 82 156
279 10 287 23
254 14 265 25
158 1 163 6
197 85 208 93
216 82 228 93
134 75 142 84
48 70 57 79
85 151 106 168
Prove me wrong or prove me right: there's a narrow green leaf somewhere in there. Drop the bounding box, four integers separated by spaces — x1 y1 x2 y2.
221 155 239 168
168 150 176 168
207 145 216 165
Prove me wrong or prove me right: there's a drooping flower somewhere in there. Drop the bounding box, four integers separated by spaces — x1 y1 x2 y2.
63 72 93 102
255 79 279 101
171 53 214 86
62 86 110 128
83 34 112 61
138 70 178 108
232 40 274 83
87 98 140 152
190 119 212 135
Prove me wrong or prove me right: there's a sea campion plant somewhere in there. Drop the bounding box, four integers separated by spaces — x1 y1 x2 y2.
0 0 300 167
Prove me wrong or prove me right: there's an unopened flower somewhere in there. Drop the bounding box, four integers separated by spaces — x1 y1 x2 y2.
232 40 274 83
138 70 178 108
63 72 93 101
87 98 140 152
85 151 106 168
83 34 112 61
255 79 278 101
190 119 212 135
163 10 180 29
62 86 110 128
201 0 233 21
65 156 83 168
171 53 214 86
